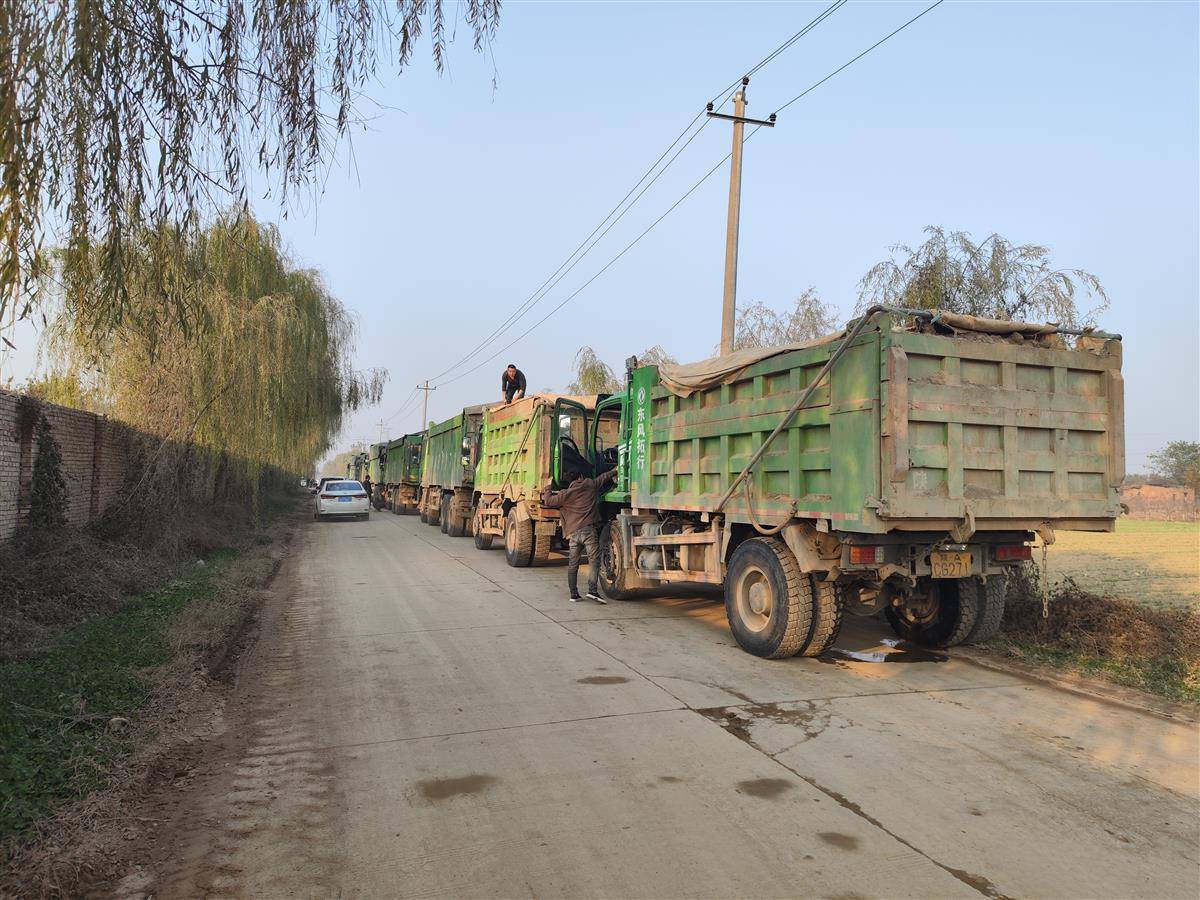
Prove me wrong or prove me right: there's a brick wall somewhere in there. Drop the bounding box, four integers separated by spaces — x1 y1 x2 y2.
1120 484 1200 521
0 391 21 538
0 389 123 541
2 388 288 542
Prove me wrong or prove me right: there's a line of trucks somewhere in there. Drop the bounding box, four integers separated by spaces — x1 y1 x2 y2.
342 308 1125 660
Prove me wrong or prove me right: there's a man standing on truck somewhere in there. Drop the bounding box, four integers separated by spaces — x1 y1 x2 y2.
541 468 617 603
501 364 526 405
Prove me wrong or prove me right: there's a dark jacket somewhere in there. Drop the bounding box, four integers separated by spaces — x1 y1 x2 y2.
501 368 527 401
541 469 616 537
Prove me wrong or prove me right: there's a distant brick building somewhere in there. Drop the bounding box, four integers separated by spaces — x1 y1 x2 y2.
1120 484 1198 521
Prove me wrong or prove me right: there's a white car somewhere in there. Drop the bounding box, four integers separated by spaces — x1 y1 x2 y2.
314 480 370 521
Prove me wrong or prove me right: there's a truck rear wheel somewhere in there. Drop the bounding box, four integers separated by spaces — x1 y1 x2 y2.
532 529 552 566
885 577 979 648
504 509 534 567
725 537 812 659
440 495 452 534
598 521 637 601
473 523 494 550
965 574 1007 644
799 576 844 657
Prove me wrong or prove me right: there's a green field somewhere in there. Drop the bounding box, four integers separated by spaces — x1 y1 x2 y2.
1041 520 1199 610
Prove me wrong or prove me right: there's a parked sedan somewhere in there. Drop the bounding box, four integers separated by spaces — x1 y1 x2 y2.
314 480 370 521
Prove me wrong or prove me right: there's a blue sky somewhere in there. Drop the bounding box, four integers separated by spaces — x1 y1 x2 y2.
4 1 1197 473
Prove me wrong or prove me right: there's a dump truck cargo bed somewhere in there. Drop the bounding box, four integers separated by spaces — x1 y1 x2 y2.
630 312 1123 535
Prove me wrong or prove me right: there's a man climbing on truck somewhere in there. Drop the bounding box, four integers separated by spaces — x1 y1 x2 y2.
542 467 617 603
501 364 526 404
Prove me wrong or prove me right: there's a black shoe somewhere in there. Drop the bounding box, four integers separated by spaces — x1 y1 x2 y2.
569 593 582 602
586 591 607 605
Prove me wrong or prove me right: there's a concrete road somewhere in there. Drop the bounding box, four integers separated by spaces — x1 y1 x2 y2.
155 512 1199 899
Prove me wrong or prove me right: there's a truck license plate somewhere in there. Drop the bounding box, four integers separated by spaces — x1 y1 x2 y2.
930 550 972 579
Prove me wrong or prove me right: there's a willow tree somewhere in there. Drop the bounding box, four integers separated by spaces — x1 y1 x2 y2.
567 345 677 394
733 289 837 351
0 0 501 340
857 227 1109 327
43 213 385 482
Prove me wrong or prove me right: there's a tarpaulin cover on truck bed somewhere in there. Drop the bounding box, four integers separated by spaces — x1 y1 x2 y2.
657 331 845 398
656 310 1078 398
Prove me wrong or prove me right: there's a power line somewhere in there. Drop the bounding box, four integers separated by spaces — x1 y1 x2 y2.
426 0 851 386
427 106 722 385
384 385 419 423
433 114 721 387
771 0 945 116
437 127 768 389
434 0 949 383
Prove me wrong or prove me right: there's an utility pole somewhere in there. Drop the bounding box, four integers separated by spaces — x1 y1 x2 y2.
707 77 775 356
377 420 386 442
416 380 436 429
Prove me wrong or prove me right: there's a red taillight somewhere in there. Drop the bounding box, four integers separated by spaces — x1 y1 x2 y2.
320 493 335 499
849 545 885 565
994 544 1032 561
353 493 367 499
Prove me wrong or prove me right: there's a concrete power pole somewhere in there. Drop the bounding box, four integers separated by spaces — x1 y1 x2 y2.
707 77 775 356
416 381 436 429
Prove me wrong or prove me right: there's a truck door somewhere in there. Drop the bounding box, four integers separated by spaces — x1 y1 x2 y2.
552 399 591 488
589 395 625 491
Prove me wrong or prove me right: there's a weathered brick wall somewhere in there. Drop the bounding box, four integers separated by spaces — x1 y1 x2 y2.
0 391 21 539
1120 484 1200 521
2 388 285 542
0 389 139 541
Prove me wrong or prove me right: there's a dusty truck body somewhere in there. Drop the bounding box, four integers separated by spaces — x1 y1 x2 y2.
418 404 487 534
346 451 368 482
472 393 617 566
591 308 1124 659
366 442 386 507
381 432 425 514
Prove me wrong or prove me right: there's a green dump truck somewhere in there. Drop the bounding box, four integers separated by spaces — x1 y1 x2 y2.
366 442 386 507
590 308 1124 659
381 432 425 514
419 404 487 534
473 393 618 566
346 450 368 482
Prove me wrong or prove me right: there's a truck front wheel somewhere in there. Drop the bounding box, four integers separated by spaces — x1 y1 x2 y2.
725 537 812 659
598 521 637 601
885 577 980 648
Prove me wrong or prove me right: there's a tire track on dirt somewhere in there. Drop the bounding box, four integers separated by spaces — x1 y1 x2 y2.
151 532 346 898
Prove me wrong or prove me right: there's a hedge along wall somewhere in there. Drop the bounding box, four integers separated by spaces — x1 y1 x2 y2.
0 388 282 542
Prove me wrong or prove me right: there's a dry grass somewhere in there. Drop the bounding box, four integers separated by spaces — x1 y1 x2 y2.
0 502 301 897
0 502 256 663
995 563 1200 702
1040 520 1199 610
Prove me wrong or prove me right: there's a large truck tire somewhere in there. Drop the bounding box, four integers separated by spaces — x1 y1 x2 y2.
964 574 1007 644
440 495 452 534
532 529 552 566
447 513 466 538
799 575 844 657
474 527 494 550
504 509 534 567
724 537 812 659
598 521 638 601
885 577 979 648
